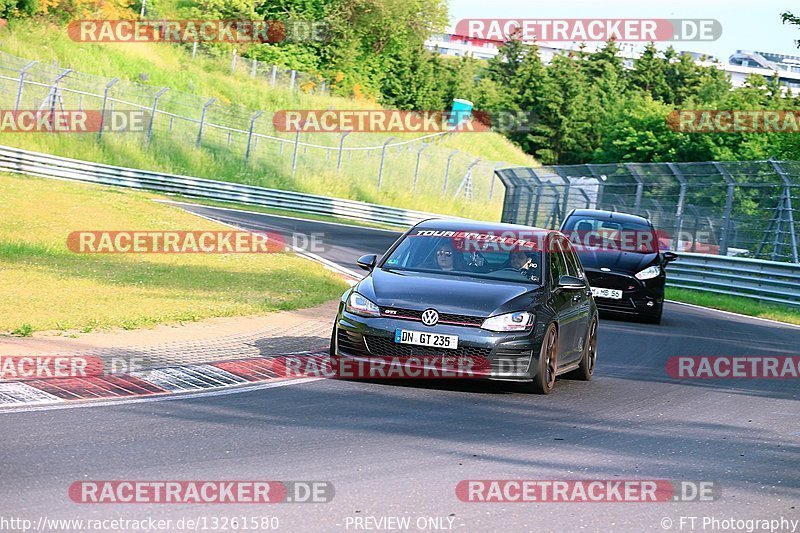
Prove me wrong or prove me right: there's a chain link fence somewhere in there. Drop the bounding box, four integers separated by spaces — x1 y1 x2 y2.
0 50 507 217
498 162 800 263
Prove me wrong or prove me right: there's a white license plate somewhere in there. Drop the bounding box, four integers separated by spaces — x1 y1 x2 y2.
394 329 459 349
591 287 623 300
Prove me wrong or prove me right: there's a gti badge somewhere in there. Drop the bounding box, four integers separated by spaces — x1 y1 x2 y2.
600 267 611 272
421 309 439 326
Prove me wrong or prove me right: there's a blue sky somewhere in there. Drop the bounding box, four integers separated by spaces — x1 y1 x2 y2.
447 0 800 60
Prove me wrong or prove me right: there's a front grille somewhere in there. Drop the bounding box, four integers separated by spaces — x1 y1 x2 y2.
380 307 484 327
337 330 369 357
594 298 637 312
585 271 637 292
364 335 492 359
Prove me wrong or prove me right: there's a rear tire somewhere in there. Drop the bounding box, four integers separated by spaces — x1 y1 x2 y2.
568 316 598 381
530 323 558 394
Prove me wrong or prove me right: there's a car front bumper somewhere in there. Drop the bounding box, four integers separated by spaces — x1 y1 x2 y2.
585 269 664 317
332 310 547 381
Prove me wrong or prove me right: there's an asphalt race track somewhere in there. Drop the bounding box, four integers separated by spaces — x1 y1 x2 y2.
0 204 798 532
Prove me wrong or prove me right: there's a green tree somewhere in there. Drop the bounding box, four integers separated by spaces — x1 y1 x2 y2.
486 30 527 89
663 49 701 105
782 11 800 48
629 43 670 102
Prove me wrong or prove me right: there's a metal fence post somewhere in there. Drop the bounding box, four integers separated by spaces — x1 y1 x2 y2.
251 58 257 79
443 150 459 194
292 120 305 175
146 87 169 144
624 163 645 213
14 61 37 113
667 163 688 251
47 69 71 118
454 158 480 199
98 77 119 140
192 41 198 59
413 144 428 194
377 137 395 189
713 162 736 257
489 162 506 200
337 131 351 172
231 49 238 75
554 170 571 217
245 110 264 162
769 159 799 263
289 70 296 92
271 66 277 87
585 164 606 208
196 98 217 147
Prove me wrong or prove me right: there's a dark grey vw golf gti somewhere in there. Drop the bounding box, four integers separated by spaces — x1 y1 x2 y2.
330 220 599 394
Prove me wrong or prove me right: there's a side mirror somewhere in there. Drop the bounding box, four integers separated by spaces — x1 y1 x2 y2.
558 275 585 291
356 254 377 272
663 251 678 263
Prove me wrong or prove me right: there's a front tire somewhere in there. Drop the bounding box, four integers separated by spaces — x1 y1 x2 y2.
530 323 558 394
329 324 338 357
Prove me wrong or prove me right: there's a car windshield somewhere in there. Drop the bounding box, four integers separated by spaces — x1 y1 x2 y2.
562 217 658 254
381 230 543 285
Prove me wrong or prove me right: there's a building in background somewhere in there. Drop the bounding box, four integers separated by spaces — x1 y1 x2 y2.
425 30 800 94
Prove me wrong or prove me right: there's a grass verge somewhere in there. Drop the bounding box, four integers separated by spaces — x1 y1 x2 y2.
666 287 800 326
0 172 348 334
0 20 535 221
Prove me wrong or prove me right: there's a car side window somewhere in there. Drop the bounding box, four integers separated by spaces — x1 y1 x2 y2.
563 241 585 280
549 239 567 287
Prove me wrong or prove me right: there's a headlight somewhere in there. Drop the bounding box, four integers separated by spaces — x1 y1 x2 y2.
345 292 380 317
635 265 662 280
481 312 534 332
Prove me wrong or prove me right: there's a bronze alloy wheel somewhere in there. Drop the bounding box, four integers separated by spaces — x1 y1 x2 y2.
531 323 558 394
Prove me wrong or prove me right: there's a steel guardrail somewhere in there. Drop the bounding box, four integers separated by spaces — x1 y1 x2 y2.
0 144 440 227
666 252 800 308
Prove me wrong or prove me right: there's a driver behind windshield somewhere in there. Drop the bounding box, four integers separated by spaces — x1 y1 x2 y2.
503 250 542 282
433 241 460 271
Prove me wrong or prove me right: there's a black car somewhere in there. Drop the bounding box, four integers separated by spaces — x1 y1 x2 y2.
560 209 677 324
330 219 599 394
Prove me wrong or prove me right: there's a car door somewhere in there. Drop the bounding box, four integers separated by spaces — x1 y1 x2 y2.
548 238 577 363
563 240 592 363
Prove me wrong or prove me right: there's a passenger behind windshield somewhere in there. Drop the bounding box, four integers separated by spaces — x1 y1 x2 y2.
383 234 542 284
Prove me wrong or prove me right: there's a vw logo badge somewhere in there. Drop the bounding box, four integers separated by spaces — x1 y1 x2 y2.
421 309 439 326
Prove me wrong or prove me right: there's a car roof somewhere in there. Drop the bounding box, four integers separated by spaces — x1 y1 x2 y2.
567 209 652 225
414 218 555 237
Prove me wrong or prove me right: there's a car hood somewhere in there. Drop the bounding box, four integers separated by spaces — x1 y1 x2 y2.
357 268 542 317
574 249 658 274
